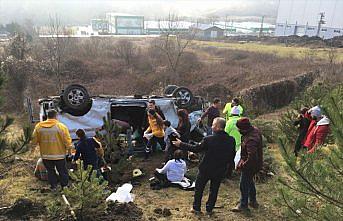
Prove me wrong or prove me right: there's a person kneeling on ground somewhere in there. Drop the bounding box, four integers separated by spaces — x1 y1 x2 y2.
173 117 236 215
73 129 103 173
152 150 187 190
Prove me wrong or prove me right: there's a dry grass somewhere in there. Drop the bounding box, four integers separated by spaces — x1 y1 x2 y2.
2 37 337 113
191 40 343 62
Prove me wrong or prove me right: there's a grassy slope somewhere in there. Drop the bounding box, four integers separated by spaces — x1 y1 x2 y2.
192 40 343 62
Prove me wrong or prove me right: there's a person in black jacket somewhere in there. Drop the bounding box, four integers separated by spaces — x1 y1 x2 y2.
73 129 101 171
176 109 191 142
148 100 165 120
173 117 236 215
176 109 191 159
293 107 310 156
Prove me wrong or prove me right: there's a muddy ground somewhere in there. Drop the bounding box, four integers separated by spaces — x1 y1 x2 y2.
0 144 283 221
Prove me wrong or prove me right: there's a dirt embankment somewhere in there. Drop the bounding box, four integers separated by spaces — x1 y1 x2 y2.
239 71 319 114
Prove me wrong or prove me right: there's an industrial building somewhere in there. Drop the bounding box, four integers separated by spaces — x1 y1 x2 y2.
275 0 343 39
105 13 144 35
91 19 109 34
190 24 224 39
144 20 192 35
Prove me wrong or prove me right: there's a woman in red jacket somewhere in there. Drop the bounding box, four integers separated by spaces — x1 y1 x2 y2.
304 106 330 153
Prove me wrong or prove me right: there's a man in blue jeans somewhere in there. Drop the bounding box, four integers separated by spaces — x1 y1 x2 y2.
232 118 263 212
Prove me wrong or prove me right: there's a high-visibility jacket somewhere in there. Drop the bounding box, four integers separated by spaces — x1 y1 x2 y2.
145 115 164 138
225 115 242 151
223 103 244 120
32 119 72 160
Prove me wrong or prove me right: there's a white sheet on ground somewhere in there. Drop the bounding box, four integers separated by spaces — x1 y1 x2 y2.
106 183 135 203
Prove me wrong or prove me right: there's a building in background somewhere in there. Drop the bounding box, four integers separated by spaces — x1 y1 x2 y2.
91 19 109 34
145 20 192 35
190 24 224 39
275 0 343 39
105 13 144 35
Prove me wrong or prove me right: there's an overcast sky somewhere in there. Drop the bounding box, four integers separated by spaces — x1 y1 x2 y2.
0 0 279 25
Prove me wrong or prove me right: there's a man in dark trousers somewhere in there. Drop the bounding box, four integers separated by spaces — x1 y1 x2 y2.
232 118 263 212
173 117 236 215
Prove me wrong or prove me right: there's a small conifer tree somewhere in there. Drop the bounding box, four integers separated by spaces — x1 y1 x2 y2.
63 162 108 220
277 84 343 220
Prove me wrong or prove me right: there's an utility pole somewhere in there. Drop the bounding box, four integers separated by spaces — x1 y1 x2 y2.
259 15 265 38
316 12 325 37
224 15 228 37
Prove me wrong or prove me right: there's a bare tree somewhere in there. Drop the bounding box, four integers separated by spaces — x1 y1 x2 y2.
43 14 70 92
113 39 137 66
152 13 196 85
9 33 30 60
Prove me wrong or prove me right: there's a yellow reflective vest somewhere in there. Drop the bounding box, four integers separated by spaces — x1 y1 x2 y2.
32 119 72 160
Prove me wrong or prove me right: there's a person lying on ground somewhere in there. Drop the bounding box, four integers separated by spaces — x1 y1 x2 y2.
293 107 310 156
163 120 180 161
73 129 102 171
152 150 187 189
144 109 165 159
173 117 236 216
232 118 263 213
198 98 221 135
303 106 330 153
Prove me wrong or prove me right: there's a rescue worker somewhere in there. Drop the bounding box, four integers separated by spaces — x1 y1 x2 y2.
223 97 244 120
32 109 72 190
